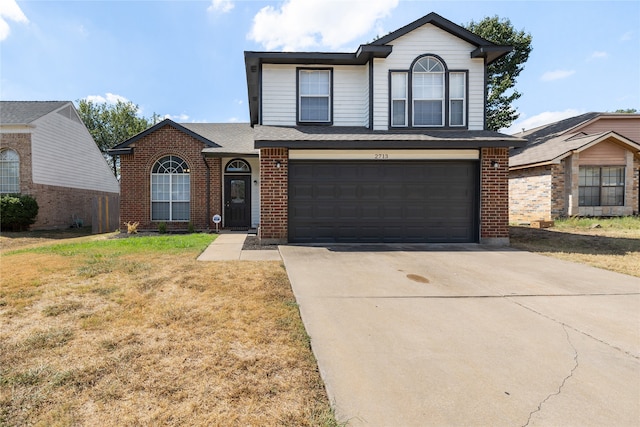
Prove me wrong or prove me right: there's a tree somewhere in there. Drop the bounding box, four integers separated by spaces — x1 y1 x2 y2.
77 99 152 176
465 16 533 131
613 108 637 113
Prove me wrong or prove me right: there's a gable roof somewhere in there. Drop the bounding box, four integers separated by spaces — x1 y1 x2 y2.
510 113 640 169
0 101 70 125
108 119 256 157
244 12 512 126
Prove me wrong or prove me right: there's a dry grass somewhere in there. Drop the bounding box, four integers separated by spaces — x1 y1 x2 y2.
510 217 640 278
0 233 337 426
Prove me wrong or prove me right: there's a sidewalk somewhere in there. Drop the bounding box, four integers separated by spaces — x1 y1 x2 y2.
197 232 281 261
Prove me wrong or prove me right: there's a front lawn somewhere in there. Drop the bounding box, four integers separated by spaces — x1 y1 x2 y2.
0 234 337 426
510 216 640 278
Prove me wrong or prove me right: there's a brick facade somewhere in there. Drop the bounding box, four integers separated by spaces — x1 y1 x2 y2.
1 132 118 230
508 165 553 223
259 147 288 243
480 147 510 243
119 125 221 231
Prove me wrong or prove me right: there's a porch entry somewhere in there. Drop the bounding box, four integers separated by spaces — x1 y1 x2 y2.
224 159 251 229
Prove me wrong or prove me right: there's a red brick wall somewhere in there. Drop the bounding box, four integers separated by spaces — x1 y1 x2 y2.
1 132 118 230
259 148 288 242
480 147 509 242
119 125 221 231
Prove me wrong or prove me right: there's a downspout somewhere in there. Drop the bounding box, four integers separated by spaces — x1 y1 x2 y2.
203 153 210 232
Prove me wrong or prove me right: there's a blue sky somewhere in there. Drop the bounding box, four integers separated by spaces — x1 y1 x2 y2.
1 0 638 133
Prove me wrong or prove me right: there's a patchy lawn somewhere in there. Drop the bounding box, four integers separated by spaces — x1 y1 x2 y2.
0 233 337 426
510 216 640 278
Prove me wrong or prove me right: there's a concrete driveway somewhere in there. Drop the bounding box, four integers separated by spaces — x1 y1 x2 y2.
279 244 640 427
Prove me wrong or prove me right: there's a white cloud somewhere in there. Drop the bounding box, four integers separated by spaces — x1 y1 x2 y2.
164 113 190 122
620 31 633 42
589 51 608 60
208 0 234 13
540 69 576 82
502 109 585 135
248 0 399 51
85 93 130 104
0 0 29 41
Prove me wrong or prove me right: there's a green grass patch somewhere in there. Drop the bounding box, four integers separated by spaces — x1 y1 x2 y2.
553 216 640 230
6 233 216 257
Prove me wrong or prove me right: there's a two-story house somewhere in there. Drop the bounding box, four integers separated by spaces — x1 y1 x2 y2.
112 12 523 244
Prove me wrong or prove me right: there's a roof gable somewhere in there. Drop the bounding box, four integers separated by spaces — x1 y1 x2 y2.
0 101 70 125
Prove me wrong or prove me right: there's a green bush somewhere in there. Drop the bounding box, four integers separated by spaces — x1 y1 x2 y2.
0 194 39 231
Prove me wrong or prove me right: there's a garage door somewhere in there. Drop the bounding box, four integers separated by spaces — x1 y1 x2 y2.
289 161 479 243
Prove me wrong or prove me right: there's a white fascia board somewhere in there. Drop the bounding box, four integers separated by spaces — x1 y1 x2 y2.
289 149 479 160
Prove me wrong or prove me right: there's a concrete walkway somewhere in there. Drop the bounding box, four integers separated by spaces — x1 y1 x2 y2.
197 232 281 261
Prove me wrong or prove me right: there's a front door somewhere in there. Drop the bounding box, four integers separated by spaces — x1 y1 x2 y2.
224 175 251 228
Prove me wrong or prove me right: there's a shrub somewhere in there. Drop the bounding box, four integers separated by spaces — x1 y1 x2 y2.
124 221 139 234
0 194 39 231
157 222 167 234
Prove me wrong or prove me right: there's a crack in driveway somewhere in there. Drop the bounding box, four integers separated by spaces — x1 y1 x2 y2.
520 325 579 427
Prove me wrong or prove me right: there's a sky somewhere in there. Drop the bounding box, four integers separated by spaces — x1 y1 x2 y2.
1 0 639 134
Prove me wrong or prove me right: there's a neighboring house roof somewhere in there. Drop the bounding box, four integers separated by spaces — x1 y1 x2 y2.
0 101 69 125
254 125 525 149
510 113 640 169
108 119 256 157
244 12 513 126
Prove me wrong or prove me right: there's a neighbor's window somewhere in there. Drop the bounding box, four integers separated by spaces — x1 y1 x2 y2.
298 69 331 123
0 149 20 193
578 166 625 206
151 155 190 221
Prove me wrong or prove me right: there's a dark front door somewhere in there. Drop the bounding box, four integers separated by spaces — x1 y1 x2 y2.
224 175 251 228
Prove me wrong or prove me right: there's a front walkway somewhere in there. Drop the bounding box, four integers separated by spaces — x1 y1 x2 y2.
197 232 281 261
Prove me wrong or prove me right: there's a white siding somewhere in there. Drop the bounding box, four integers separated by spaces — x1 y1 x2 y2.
261 64 369 127
30 105 120 193
372 24 485 130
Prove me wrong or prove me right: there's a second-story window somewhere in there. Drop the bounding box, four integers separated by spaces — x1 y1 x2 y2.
390 55 467 128
298 69 331 124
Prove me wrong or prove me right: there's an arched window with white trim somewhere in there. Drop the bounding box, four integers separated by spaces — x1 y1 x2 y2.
151 155 190 221
412 56 445 127
0 149 20 193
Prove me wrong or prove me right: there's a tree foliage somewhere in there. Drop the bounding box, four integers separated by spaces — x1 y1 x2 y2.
613 108 637 113
465 16 533 131
77 99 151 175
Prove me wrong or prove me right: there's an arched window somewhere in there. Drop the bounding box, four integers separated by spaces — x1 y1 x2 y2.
390 55 467 128
0 149 20 193
412 56 445 127
151 155 190 221
225 159 251 173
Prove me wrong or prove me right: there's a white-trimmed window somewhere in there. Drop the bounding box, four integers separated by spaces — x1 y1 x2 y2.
151 155 190 221
449 72 466 126
391 72 408 127
412 57 444 127
579 166 625 206
298 69 331 123
0 149 20 193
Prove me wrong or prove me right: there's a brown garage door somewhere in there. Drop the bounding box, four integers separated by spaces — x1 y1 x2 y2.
288 160 479 243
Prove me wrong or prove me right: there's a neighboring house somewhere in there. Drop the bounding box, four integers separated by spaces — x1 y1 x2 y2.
0 101 120 230
509 113 640 223
112 12 524 244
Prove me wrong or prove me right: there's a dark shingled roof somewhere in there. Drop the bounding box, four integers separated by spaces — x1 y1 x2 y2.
509 113 640 168
254 125 525 149
0 101 69 124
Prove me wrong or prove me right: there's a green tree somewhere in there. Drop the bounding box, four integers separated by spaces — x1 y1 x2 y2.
613 108 637 113
465 16 533 131
77 99 152 176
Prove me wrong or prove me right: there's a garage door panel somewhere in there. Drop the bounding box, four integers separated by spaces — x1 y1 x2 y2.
289 161 478 243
